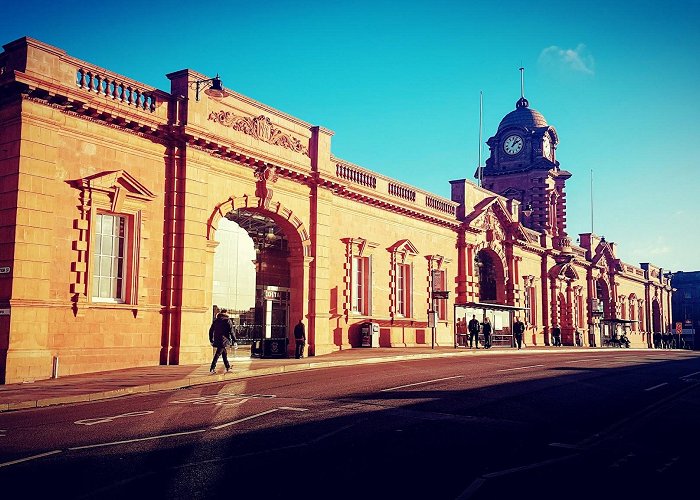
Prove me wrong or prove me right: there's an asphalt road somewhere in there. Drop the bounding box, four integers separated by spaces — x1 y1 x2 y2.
1 349 699 499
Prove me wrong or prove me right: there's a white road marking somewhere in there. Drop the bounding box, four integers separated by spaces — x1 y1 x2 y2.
0 450 62 468
170 393 276 406
211 406 307 429
74 411 154 426
565 358 600 363
68 429 207 450
211 409 281 430
380 375 464 392
680 371 700 380
644 383 668 392
496 364 544 372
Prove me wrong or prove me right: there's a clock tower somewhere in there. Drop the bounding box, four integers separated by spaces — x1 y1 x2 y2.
479 92 572 247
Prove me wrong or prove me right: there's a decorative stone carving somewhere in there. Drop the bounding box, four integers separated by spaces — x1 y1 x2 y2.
208 111 310 156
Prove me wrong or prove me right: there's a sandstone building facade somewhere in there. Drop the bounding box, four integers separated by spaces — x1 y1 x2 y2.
0 38 673 383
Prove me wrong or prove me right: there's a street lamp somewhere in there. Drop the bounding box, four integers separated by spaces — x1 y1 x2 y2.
523 203 533 217
193 74 227 101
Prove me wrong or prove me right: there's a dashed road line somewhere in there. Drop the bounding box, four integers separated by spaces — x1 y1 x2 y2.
0 450 62 468
644 383 668 392
68 429 207 450
565 358 600 363
496 364 544 372
381 375 464 392
680 371 700 380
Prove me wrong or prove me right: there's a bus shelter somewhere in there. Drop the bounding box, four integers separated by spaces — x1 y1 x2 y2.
599 318 637 348
454 302 527 348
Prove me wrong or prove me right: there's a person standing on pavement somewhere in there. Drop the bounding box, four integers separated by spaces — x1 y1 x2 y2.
482 317 492 349
513 317 525 350
552 325 562 347
209 309 235 374
294 319 306 359
468 314 481 349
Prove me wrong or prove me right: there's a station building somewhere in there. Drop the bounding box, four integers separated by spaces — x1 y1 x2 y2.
0 37 673 383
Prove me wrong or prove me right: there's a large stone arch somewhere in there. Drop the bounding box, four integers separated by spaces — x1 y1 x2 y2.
207 194 312 257
205 193 313 355
474 245 507 303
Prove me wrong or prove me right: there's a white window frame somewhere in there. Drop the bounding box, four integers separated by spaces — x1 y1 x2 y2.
396 262 412 317
92 213 128 303
351 255 372 315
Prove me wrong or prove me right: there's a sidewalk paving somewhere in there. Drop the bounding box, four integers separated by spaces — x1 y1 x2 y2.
0 345 575 412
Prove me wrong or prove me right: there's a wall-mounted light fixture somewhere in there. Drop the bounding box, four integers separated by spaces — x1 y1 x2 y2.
523 203 533 217
192 74 227 101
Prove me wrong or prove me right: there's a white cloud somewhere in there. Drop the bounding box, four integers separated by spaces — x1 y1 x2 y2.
538 44 595 75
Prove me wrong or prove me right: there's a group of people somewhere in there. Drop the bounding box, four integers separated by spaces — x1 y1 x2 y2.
455 315 493 349
653 331 684 349
208 311 308 373
457 315 561 350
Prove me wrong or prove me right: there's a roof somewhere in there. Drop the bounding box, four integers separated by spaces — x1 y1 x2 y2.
497 97 548 132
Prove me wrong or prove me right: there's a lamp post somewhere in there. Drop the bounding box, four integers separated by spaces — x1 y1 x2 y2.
192 74 227 101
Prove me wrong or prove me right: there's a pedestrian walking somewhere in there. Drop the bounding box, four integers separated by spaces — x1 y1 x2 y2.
468 314 481 349
513 317 525 350
209 309 235 374
482 317 492 349
294 319 306 359
552 325 562 347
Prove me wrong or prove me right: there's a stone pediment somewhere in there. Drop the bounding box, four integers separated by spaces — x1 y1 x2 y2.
465 197 532 243
387 239 419 256
591 242 622 272
74 170 156 200
70 170 155 213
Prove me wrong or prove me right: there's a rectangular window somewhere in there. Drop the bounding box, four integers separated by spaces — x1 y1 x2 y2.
578 295 584 328
397 263 412 317
351 256 372 315
93 213 127 302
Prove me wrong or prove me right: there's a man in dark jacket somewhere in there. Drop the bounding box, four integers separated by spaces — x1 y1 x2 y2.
552 325 562 347
482 317 492 349
209 309 236 374
294 319 306 359
513 317 525 349
468 315 480 349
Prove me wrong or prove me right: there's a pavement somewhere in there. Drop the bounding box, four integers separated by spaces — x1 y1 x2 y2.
0 344 593 412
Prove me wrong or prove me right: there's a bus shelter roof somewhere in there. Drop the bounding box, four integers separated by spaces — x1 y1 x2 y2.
455 302 527 312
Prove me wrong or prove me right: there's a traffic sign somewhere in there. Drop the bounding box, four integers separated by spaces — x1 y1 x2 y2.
676 322 683 334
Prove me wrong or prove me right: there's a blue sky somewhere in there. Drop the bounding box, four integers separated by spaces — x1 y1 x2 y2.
3 0 699 271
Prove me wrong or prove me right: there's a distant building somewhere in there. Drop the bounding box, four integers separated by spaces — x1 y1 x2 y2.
671 271 700 348
0 37 672 383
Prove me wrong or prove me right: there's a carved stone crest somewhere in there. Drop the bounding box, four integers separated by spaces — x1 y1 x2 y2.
208 111 310 157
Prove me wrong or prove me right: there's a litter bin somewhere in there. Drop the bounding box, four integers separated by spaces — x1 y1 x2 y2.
360 322 379 347
262 337 289 358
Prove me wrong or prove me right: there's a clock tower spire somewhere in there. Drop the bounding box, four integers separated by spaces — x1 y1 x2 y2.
479 71 572 247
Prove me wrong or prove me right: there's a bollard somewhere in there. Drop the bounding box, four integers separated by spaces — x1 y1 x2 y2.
51 356 59 379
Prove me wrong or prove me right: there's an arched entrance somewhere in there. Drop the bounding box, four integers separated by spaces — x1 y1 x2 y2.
475 248 505 303
210 205 309 357
652 299 661 334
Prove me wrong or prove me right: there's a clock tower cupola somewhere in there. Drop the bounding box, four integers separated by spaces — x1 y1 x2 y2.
478 70 572 247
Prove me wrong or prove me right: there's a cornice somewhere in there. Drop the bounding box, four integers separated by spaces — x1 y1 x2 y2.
21 93 169 147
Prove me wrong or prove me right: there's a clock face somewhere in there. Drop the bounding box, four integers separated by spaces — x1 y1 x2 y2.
503 135 523 155
542 135 552 159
